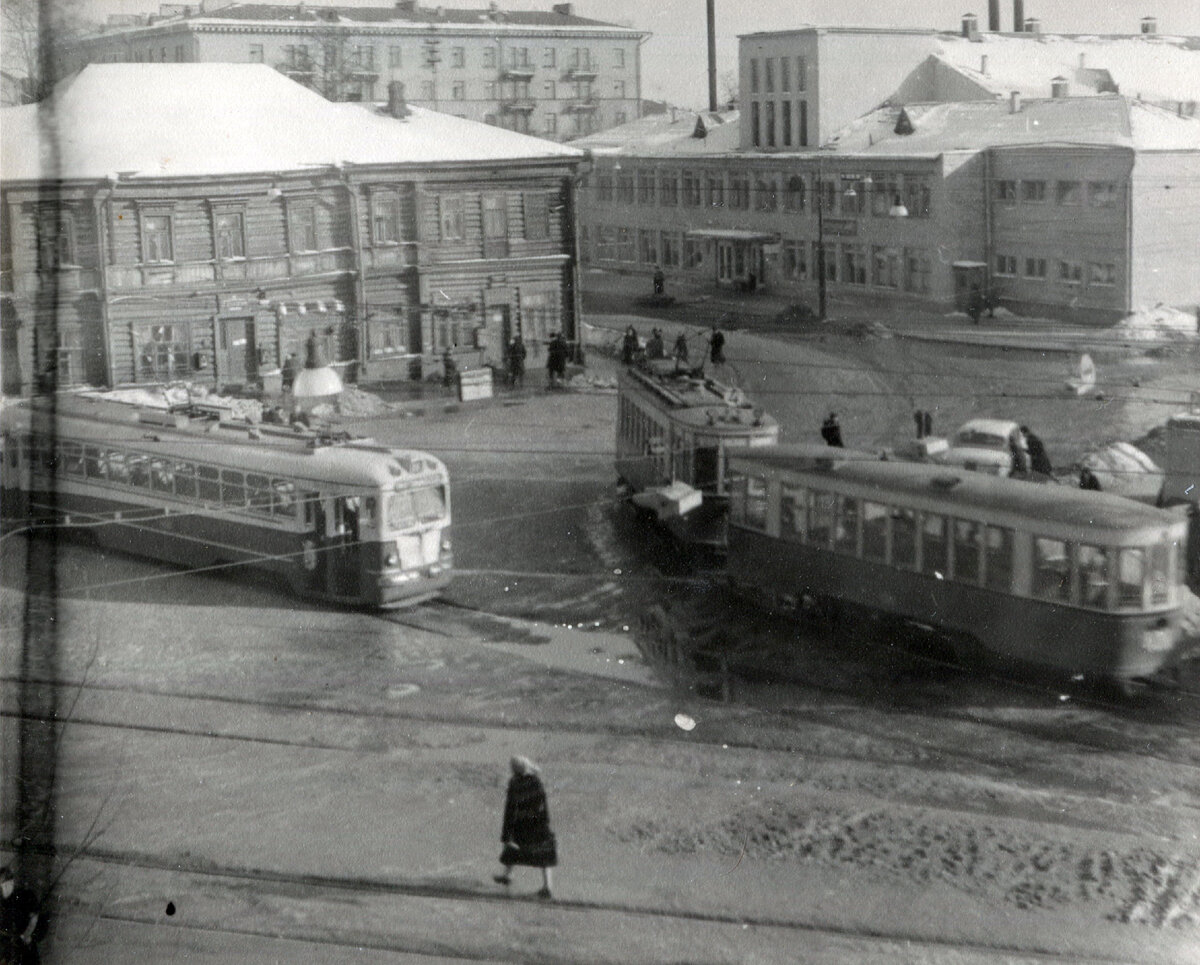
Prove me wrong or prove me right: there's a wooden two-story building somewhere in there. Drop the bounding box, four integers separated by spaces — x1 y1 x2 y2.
0 63 586 394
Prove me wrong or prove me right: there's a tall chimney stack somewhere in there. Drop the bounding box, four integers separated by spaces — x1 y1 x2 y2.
988 0 1001 31
1013 0 1024 32
706 0 717 112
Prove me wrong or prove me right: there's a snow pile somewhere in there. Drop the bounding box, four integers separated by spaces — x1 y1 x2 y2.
1113 305 1199 342
76 384 265 421
328 386 397 418
1077 442 1164 501
1180 586 1200 640
567 371 618 392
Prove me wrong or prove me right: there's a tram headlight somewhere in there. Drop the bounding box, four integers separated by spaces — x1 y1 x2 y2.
385 552 399 567
441 537 452 552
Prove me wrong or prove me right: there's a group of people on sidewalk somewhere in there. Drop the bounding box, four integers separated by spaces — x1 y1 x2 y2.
621 324 726 369
501 332 569 389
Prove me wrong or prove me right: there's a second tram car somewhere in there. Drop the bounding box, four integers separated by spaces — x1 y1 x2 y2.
726 445 1190 685
0 395 452 607
616 360 779 549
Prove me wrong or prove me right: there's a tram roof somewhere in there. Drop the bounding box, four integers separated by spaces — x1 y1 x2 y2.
619 363 778 434
2 403 446 489
730 444 1181 535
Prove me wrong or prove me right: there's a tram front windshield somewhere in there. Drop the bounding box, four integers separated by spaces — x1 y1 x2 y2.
385 484 447 532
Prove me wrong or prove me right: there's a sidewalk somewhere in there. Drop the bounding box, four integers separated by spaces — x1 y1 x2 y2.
580 268 1156 355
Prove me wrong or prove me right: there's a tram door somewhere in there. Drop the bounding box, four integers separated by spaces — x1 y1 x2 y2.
329 495 362 598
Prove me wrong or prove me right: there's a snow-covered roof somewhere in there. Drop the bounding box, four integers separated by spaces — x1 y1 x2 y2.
826 96 1200 156
571 109 741 157
0 64 583 183
933 32 1200 103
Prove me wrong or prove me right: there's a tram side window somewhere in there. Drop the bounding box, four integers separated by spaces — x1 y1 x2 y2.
1149 543 1171 607
1033 537 1071 601
833 495 859 554
127 454 150 488
921 513 947 576
952 519 982 585
744 475 768 530
984 525 1013 590
891 508 917 569
61 443 85 476
780 484 807 541
272 479 297 518
174 462 197 498
861 501 887 561
150 458 174 493
808 490 837 547
220 470 246 506
105 451 129 484
84 446 103 478
1117 548 1146 608
1076 544 1110 608
245 473 272 515
197 465 221 502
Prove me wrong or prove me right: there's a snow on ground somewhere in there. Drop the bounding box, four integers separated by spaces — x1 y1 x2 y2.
1077 441 1164 500
1114 305 1200 342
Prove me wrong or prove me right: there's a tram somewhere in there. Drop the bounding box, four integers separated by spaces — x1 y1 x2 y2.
0 394 452 607
616 359 779 549
726 444 1190 685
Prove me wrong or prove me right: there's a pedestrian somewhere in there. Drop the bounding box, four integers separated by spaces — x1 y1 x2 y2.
494 756 557 899
546 332 568 388
820 412 844 447
914 409 926 439
441 346 457 389
967 284 983 325
1008 427 1031 475
653 264 665 296
645 328 665 361
508 334 527 388
1021 425 1053 475
673 331 689 365
709 326 725 365
621 325 639 365
1079 466 1102 491
1 865 42 965
281 352 299 392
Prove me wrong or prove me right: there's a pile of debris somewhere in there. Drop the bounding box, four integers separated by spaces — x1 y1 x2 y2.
1113 305 1199 342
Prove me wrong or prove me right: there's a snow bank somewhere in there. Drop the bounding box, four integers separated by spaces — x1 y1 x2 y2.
1077 442 1164 501
1113 305 1199 342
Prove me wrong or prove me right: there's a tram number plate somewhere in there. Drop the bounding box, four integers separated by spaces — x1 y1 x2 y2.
1142 628 1174 652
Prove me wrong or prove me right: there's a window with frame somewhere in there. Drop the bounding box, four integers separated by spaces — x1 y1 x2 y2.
141 211 174 263
372 194 400 244
248 43 263 63
659 173 679 206
215 210 246 260
905 249 930 293
450 46 464 67
138 324 190 380
1058 260 1083 284
795 56 806 91
1024 257 1047 279
544 112 558 135
637 171 655 204
682 172 701 206
993 179 1017 203
661 232 681 268
614 47 625 68
37 208 76 269
1033 537 1071 601
841 245 867 285
780 484 806 540
834 496 859 554
765 101 776 147
861 501 888 562
781 101 792 146
783 175 805 212
452 81 465 100
730 177 750 209
869 174 898 216
543 47 556 68
782 240 807 280
1088 262 1117 286
921 513 948 575
597 175 613 202
1021 180 1046 202
483 46 497 68
750 102 761 147
1088 181 1118 207
749 58 759 93
1056 180 1082 205
755 177 776 211
995 254 1017 276
638 229 658 265
523 192 550 240
617 175 634 204
389 45 402 67
903 177 931 218
1076 544 1110 608
779 56 790 91
439 195 465 241
871 247 900 288
984 525 1013 590
482 194 509 256
684 238 704 269
744 475 768 530
952 519 982 584
543 79 556 99
764 57 775 93
707 176 725 208
808 491 837 547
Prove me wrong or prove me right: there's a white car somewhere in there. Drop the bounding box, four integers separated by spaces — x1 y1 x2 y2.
935 418 1021 476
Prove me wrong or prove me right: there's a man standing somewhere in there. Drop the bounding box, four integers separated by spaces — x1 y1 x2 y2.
546 332 568 388
709 327 725 365
653 264 665 296
821 412 844 447
1022 425 1053 475
508 335 527 388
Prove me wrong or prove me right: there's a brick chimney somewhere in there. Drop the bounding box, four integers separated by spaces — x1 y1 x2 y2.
552 3 574 15
962 13 979 40
387 81 410 118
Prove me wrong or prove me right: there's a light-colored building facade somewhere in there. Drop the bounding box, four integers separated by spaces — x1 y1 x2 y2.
0 64 586 394
576 97 1200 322
60 2 647 142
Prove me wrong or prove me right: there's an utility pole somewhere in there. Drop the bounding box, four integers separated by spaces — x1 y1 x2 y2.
706 0 717 112
815 157 827 320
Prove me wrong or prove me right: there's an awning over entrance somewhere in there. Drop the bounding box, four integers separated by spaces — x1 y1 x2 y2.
686 229 779 242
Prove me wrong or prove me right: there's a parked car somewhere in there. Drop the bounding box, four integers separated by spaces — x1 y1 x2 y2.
934 418 1021 476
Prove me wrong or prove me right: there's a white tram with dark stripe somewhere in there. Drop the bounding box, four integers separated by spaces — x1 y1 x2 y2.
616 360 779 549
726 445 1190 685
1 395 452 608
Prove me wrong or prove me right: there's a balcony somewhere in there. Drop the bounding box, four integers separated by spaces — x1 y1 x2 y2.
564 97 598 113
500 98 537 113
564 66 597 81
105 249 355 290
501 66 535 81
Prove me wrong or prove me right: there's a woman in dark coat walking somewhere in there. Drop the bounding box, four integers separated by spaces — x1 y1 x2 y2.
494 756 557 898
